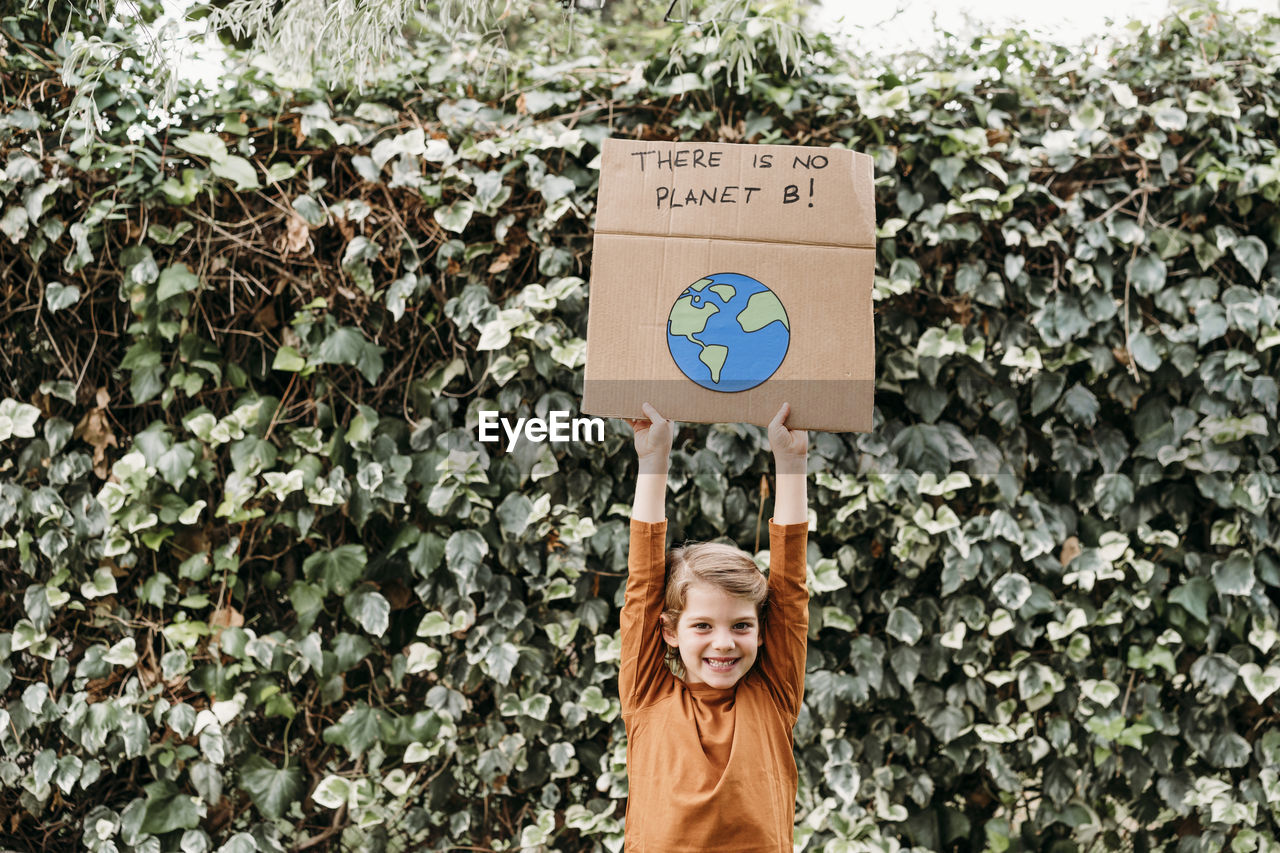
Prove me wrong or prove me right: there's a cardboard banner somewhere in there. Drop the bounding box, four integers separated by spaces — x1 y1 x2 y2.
582 138 875 432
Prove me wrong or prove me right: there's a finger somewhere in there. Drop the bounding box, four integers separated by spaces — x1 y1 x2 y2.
769 402 790 431
641 402 665 425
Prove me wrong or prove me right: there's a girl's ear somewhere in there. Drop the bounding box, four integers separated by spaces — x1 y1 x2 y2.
660 613 678 647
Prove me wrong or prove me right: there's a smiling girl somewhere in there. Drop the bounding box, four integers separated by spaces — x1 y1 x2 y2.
620 402 809 851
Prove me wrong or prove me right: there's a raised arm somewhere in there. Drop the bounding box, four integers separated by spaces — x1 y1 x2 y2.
619 404 676 712
760 403 810 718
770 402 808 525
630 402 672 523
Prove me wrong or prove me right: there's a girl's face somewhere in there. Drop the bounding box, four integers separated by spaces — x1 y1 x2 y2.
661 582 761 688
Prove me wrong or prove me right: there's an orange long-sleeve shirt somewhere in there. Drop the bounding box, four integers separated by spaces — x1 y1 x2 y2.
620 518 810 852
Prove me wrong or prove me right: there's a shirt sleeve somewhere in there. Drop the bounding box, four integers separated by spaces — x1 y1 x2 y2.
619 518 674 714
757 517 809 720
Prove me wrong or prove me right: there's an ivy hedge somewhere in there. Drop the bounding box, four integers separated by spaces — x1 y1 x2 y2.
2 2 1280 851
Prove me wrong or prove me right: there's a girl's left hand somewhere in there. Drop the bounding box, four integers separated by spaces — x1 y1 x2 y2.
768 402 808 462
627 402 675 461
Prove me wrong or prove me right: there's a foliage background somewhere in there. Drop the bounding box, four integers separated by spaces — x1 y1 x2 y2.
2 1 1279 851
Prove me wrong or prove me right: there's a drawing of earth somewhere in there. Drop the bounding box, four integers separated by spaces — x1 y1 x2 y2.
666 273 790 392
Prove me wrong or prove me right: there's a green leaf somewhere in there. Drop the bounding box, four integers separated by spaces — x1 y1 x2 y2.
1081 679 1120 707
485 642 520 685
416 611 452 637
331 632 372 671
1127 332 1161 372
266 161 301 183
1044 759 1078 805
419 358 466 398
1153 105 1187 131
926 705 968 744
1212 551 1255 596
304 545 367 596
889 424 952 477
385 273 418 321
53 754 82 795
886 607 923 645
1193 235 1223 270
1127 253 1166 295
216 835 256 853
408 532 446 577
312 326 386 384
1191 653 1239 696
1058 385 1099 428
821 608 858 632
434 199 474 233
1093 473 1135 519
539 174 576 204
1169 576 1213 624
132 364 167 404
496 493 535 537
148 221 194 245
1030 372 1066 416
312 775 351 809
1195 302 1228 346
1222 285 1260 333
31 749 56 794
45 281 81 312
37 380 76 404
157 264 201 301
1231 236 1267 282
486 348 522 381
0 206 27 242
238 754 304 819
104 637 138 666
157 444 195 488
174 131 228 161
313 327 363 365
0 399 40 440
138 779 201 834
161 169 203 204
801 558 842 593
345 589 390 637
211 155 260 190
992 573 1031 610
1207 732 1251 768
1240 663 1280 703
445 530 489 586
292 194 326 226
289 581 325 632
272 345 307 372
323 703 386 758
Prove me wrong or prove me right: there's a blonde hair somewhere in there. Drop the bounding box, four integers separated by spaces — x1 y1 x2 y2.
660 542 769 676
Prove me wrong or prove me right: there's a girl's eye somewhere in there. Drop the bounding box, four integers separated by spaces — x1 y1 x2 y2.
734 623 752 631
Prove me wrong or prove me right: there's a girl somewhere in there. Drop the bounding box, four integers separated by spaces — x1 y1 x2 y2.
620 402 809 851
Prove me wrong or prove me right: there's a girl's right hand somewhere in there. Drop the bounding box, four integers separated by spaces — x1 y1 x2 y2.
626 402 675 461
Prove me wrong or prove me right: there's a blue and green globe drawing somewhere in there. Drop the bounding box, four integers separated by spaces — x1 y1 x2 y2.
666 272 790 392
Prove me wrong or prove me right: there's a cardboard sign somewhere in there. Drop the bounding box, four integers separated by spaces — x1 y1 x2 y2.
582 138 875 432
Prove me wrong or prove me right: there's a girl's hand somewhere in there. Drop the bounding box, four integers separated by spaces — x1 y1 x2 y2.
627 402 675 462
768 403 808 469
